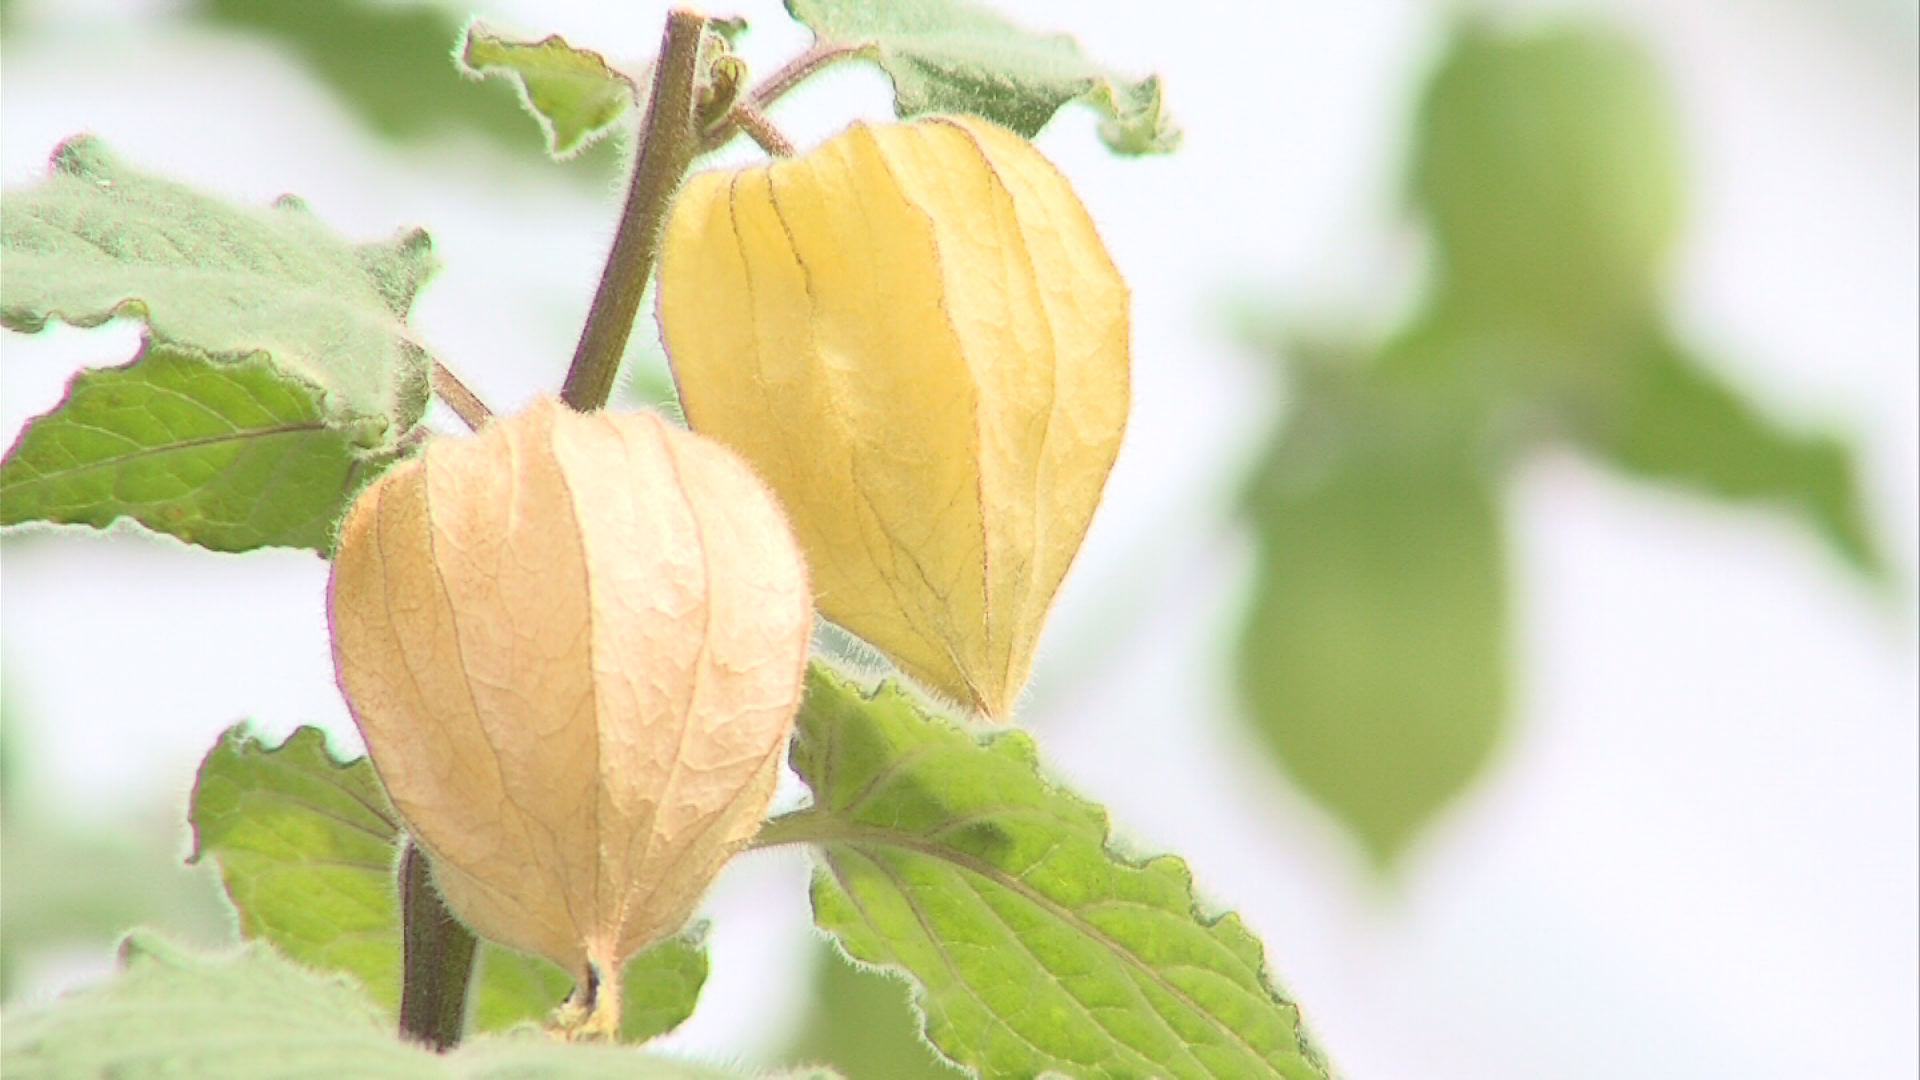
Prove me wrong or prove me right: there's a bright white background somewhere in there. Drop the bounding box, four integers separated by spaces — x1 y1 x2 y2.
2 1 1914 1077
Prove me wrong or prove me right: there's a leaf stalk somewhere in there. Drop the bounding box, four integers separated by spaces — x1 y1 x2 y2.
729 100 797 157
430 361 493 431
697 41 865 154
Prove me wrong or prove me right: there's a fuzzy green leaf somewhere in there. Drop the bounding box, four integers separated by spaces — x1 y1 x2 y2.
0 343 384 552
1 136 434 449
0 933 821 1078
188 725 708 1044
458 26 636 159
783 0 1178 154
769 667 1326 1079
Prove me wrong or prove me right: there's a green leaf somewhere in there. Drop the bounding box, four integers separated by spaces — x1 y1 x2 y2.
784 941 961 1078
465 932 709 1045
1221 21 1883 871
458 26 636 160
783 0 1179 154
0 343 385 553
1576 332 1884 577
194 0 501 142
767 667 1327 1080
1 136 434 449
188 725 708 1043
3 933 428 1077
0 933 821 1078
1237 380 1506 866
1411 24 1682 333
186 0 571 156
0 807 232 1001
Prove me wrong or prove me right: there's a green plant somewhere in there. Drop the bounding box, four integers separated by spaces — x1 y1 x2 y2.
0 3 1327 1077
1232 21 1885 867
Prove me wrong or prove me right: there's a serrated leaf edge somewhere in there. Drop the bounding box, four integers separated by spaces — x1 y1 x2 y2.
454 18 638 161
0 343 398 553
3 136 437 450
775 671 1328 1078
187 722 401 869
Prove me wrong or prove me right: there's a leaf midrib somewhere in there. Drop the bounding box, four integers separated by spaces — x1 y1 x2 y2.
2 421 333 493
771 812 1296 1075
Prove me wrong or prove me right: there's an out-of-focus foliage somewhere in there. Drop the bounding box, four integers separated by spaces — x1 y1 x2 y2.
1236 20 1885 866
1413 26 1682 336
0 817 233 1000
0 705 234 1003
1569 331 1883 574
2 933 825 1079
1240 361 1506 866
784 942 960 1078
191 0 618 175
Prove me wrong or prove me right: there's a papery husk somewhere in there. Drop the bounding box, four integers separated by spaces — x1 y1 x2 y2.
658 115 1129 718
328 397 811 1035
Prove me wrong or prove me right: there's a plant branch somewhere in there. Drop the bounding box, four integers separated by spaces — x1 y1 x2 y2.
398 841 478 1051
561 9 708 412
698 41 866 154
430 360 492 431
729 100 796 157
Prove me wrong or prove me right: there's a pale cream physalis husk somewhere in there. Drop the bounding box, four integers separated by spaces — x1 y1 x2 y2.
328 396 811 1038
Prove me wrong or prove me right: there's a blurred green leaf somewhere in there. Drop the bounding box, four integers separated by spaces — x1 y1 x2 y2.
1237 373 1506 866
0 810 231 1002
772 666 1327 1079
197 0 499 140
1 933 810 1078
1412 23 1682 334
1 136 434 453
5 933 429 1077
189 725 708 1043
191 0 619 175
0 345 387 553
784 0 1179 153
1574 332 1884 577
784 941 960 1079
1233 21 1884 867
457 27 636 160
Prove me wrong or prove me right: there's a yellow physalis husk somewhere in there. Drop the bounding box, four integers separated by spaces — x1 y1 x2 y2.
327 397 811 1039
657 115 1130 719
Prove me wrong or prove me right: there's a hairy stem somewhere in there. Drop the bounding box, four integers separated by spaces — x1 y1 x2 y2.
398 841 479 1051
730 100 796 157
698 41 866 154
430 360 493 431
561 9 708 412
